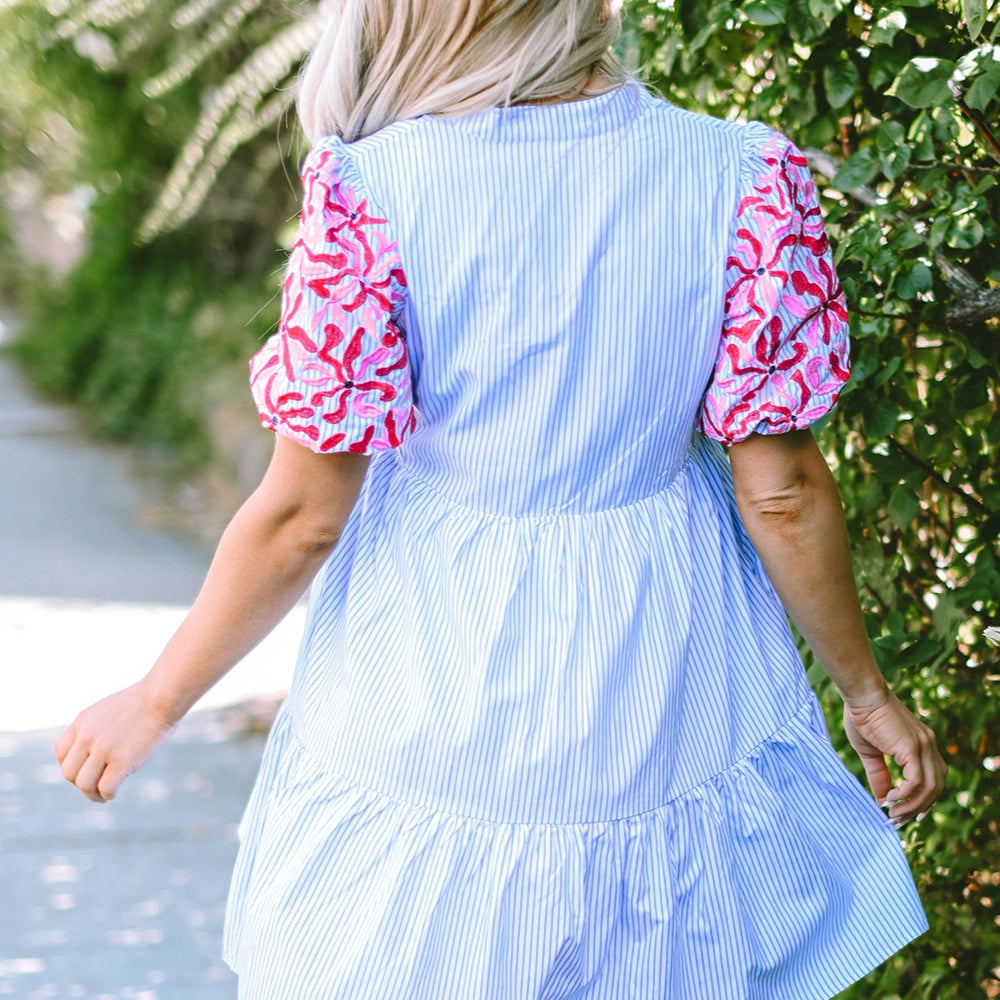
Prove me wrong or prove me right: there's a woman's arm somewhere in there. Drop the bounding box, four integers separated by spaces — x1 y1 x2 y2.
728 429 947 824
54 435 369 803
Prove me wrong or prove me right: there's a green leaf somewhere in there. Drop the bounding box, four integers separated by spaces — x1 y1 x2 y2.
897 261 933 299
947 213 985 249
876 120 906 151
963 0 988 39
868 10 907 46
886 609 907 637
966 343 990 369
870 45 909 91
881 141 912 180
802 116 837 148
965 64 1000 111
742 0 788 25
891 223 925 252
787 0 828 43
931 590 963 641
890 57 958 108
866 401 899 438
896 637 941 669
888 485 921 528
823 58 859 108
907 111 936 160
873 355 904 386
875 120 912 179
831 147 879 190
848 352 879 383
809 0 847 19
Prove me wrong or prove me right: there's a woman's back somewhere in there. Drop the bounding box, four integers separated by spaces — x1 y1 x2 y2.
316 84 736 513
227 82 929 998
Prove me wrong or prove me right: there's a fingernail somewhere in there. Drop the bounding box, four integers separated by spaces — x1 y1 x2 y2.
916 812 926 822
880 798 894 809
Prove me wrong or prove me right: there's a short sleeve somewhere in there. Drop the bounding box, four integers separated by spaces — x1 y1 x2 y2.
697 124 851 445
249 138 417 454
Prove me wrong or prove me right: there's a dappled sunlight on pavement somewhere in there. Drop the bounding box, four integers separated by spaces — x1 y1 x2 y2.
0 714 269 999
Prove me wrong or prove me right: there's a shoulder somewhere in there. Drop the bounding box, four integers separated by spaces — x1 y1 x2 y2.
300 120 425 182
730 121 812 186
635 94 742 154
295 123 423 219
319 120 435 215
342 118 424 155
638 104 805 176
630 95 797 179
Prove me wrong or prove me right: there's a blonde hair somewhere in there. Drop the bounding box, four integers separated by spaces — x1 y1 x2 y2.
297 0 628 142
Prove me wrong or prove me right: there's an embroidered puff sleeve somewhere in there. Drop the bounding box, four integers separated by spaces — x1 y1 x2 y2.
249 137 417 454
697 123 850 445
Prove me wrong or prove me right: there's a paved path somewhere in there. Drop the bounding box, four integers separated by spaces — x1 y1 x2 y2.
0 332 301 999
0 339 211 605
0 714 268 1000
0 328 303 733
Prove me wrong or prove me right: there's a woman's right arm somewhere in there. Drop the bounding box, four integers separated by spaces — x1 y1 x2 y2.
728 428 947 825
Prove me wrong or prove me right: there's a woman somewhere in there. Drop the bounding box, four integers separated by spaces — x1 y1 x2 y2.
56 1 947 997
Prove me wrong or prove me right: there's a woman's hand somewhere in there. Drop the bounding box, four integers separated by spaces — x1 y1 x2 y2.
54 680 176 803
842 688 947 826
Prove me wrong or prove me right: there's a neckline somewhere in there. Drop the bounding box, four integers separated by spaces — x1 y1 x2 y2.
432 80 651 142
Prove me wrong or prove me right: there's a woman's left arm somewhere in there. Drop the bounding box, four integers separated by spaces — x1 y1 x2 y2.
54 435 369 803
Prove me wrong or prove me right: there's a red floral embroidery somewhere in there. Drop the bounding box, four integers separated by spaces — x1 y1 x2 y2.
250 140 416 454
698 129 850 444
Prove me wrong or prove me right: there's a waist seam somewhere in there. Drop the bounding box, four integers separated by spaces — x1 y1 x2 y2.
389 452 694 524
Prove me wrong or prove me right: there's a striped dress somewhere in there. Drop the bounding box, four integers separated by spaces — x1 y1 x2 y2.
223 81 927 999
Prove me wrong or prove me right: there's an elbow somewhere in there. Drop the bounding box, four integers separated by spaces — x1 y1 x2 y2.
729 429 840 537
285 511 347 556
735 474 814 532
250 493 347 558
292 522 345 556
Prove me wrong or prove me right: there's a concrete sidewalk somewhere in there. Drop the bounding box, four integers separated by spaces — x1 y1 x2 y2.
0 321 302 735
0 710 272 1000
0 333 299 998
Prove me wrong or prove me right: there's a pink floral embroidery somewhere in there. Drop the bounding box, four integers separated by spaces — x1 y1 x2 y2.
698 131 850 444
250 142 417 454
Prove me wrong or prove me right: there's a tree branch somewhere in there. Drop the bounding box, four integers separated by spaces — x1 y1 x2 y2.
950 82 1000 165
887 436 991 517
924 161 1000 175
944 286 1000 327
804 148 997 327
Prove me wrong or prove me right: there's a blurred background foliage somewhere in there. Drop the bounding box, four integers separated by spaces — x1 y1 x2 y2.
0 0 997 995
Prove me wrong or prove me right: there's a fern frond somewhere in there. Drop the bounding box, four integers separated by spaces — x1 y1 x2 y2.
39 0 322 238
172 0 228 28
51 0 159 39
137 15 319 239
143 0 269 98
139 88 292 239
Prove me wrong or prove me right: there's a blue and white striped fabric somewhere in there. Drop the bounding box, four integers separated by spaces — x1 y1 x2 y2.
224 82 927 999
